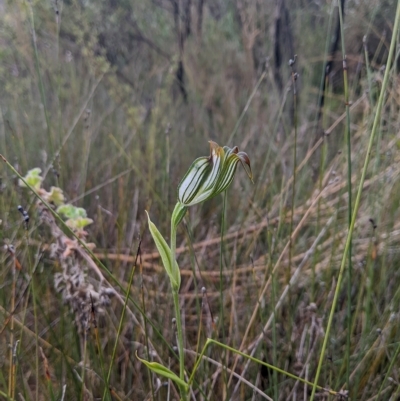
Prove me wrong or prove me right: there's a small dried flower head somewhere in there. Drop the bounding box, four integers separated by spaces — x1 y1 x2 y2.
18 168 43 190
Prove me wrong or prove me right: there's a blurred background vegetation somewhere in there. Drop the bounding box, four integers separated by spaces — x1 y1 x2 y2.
1 0 400 399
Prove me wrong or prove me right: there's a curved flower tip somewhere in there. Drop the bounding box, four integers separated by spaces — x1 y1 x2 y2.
177 140 253 207
237 151 253 183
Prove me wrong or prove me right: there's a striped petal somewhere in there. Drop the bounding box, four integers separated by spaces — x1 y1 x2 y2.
178 141 225 206
178 156 211 205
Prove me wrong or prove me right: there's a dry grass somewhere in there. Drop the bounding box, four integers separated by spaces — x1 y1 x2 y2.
1 0 400 400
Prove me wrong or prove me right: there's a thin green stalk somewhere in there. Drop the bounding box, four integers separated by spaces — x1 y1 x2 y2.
10 233 40 400
219 191 228 398
310 4 335 304
312 85 329 301
363 2 381 106
315 0 335 127
172 290 187 400
376 76 400 401
103 248 138 400
338 0 353 391
54 0 63 188
139 254 156 401
22 232 40 401
170 221 187 400
228 70 266 144
0 389 14 401
364 238 375 335
393 383 400 400
309 2 400 399
288 56 298 310
363 37 374 108
165 126 171 210
80 331 88 401
15 252 44 400
373 47 399 183
8 255 16 399
109 134 165 209
189 339 339 397
271 272 278 401
43 72 106 180
26 0 53 156
219 191 227 338
79 107 93 202
182 222 205 359
91 298 111 401
255 85 289 204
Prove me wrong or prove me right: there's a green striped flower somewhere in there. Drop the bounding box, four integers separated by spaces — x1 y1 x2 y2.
178 141 253 207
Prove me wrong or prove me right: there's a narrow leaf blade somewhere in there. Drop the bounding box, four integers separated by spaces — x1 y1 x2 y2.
136 352 187 389
146 211 180 289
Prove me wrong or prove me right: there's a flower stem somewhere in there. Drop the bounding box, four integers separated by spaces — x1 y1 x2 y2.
170 206 187 400
172 290 187 400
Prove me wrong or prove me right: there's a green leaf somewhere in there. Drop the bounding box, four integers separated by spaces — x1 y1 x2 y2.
146 211 180 290
136 352 187 389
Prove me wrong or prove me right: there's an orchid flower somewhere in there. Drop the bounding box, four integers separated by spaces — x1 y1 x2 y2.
145 141 252 400
177 141 253 207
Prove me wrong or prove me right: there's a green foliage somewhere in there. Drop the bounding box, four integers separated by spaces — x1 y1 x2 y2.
136 352 188 390
146 211 180 291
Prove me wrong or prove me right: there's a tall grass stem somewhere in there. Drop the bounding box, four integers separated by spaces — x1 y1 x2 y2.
309 2 400 399
337 0 353 390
